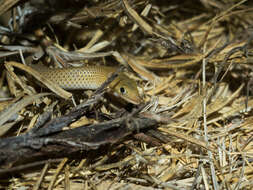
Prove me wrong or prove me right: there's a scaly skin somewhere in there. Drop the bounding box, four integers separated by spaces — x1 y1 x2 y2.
39 66 141 104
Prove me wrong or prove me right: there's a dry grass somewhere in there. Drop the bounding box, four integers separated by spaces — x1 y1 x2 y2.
0 0 253 189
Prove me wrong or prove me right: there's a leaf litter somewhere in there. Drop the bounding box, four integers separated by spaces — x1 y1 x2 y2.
0 0 252 189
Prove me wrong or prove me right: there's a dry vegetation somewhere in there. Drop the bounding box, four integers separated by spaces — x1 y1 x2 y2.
0 0 253 189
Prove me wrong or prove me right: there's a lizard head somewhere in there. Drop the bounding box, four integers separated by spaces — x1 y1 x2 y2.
109 73 142 105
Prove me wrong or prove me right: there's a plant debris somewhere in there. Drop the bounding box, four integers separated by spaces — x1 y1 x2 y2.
0 0 253 189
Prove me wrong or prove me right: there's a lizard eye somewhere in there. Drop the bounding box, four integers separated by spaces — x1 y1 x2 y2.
120 87 126 94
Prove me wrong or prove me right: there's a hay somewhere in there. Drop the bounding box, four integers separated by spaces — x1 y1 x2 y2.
0 0 252 189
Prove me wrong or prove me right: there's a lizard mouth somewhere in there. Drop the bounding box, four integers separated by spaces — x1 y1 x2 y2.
113 92 142 105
